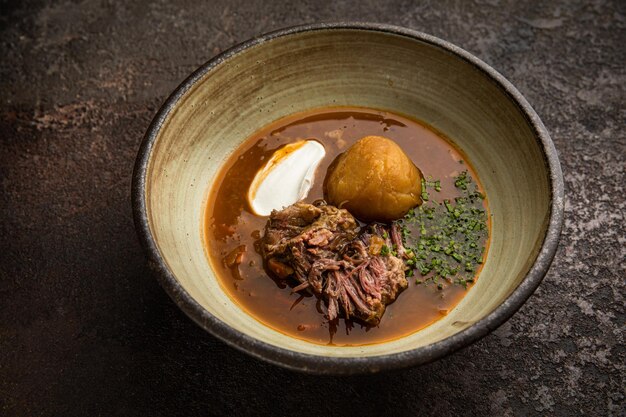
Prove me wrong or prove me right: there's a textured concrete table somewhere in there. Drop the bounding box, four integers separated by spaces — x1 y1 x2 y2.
1 1 624 415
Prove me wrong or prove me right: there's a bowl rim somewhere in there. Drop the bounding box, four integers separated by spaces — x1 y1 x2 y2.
132 22 564 375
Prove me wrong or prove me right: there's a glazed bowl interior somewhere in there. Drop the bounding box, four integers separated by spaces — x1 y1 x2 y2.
141 28 555 361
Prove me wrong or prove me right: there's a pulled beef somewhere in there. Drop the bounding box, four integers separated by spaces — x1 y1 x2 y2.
261 202 408 326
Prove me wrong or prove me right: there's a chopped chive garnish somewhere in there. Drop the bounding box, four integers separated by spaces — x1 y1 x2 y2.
399 170 488 289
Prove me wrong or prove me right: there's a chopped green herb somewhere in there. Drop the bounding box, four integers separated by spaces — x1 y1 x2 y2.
420 178 430 202
454 171 469 190
398 171 488 289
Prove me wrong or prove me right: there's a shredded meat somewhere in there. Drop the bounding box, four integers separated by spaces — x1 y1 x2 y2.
261 202 408 326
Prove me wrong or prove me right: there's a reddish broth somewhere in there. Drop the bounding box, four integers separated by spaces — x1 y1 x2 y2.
204 107 489 346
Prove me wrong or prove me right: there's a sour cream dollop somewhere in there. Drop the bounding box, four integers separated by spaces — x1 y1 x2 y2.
247 140 326 216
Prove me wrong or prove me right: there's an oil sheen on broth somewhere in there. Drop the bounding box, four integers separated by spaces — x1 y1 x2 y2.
204 107 490 346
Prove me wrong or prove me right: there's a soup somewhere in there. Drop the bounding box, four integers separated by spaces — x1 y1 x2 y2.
204 107 490 346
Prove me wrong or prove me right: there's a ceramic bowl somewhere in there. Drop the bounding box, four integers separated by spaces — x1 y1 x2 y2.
132 23 564 374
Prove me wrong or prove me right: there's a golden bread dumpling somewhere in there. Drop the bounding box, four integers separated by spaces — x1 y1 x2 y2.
324 136 422 222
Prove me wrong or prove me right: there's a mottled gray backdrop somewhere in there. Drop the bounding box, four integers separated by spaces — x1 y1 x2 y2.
1 0 624 416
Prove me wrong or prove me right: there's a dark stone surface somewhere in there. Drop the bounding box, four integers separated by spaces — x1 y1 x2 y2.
0 0 623 415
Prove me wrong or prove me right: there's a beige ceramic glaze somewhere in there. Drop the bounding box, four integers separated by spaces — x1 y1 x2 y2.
140 27 557 362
